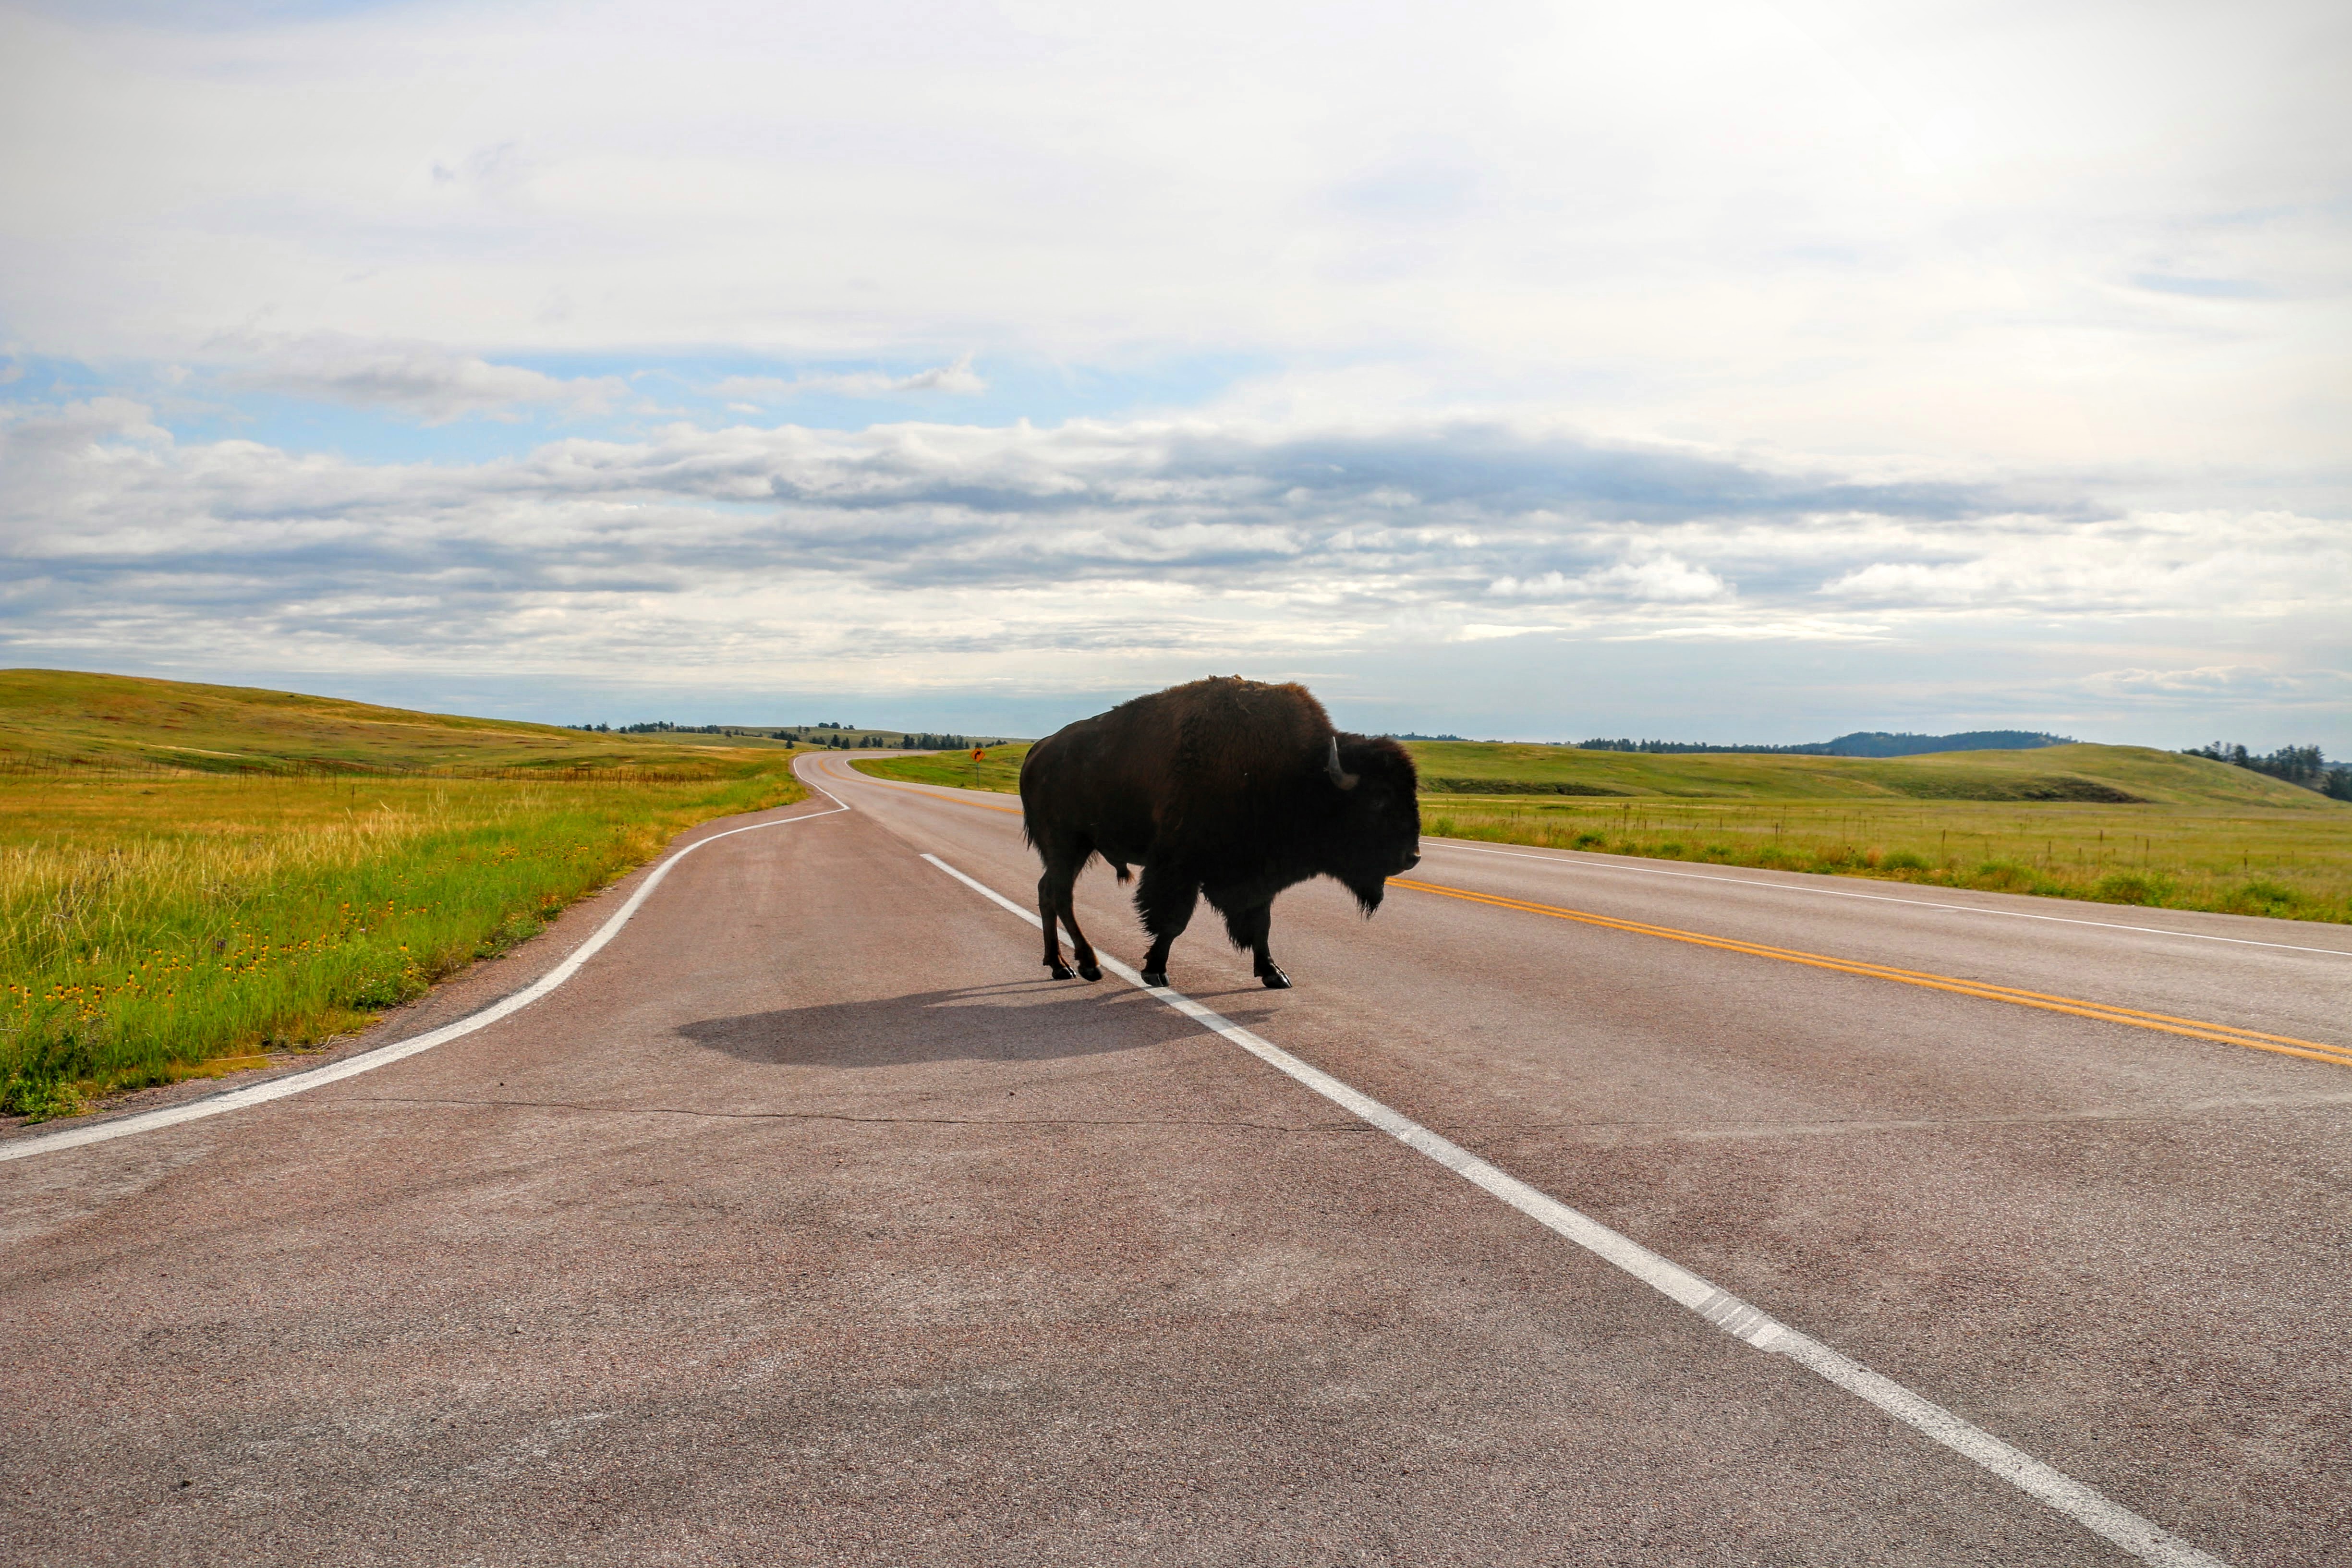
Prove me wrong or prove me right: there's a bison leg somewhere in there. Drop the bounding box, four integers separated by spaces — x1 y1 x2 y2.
1036 870 1078 979
1052 867 1103 984
1222 901 1290 989
1035 857 1102 982
1134 863 1199 988
1063 901 1103 983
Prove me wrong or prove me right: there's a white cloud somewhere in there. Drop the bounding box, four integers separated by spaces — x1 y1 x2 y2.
1814 511 2352 616
0 1 2343 741
2082 665 2295 698
1490 551 1731 603
0 1 2345 466
1602 618 1895 644
219 334 625 425
3 401 2341 703
1817 560 1986 605
710 356 987 403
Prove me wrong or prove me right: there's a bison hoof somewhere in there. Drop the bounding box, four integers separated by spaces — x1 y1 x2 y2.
1140 968 1168 988
1259 964 1292 989
1078 961 1103 982
1049 961 1078 980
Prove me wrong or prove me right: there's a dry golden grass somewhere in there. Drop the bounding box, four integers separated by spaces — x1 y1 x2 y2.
1 674 813 1121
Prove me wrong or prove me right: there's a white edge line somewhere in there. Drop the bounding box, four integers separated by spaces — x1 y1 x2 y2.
918 848 2229 1568
1428 840 2352 959
1 781 852 1164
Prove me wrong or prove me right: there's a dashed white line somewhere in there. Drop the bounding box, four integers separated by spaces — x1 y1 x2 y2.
920 848 2231 1568
0 792 849 1164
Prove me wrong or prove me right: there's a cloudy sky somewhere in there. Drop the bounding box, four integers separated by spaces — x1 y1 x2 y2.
2 0 2345 744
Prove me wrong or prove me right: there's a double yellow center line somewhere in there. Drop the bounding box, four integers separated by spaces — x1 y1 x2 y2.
1390 876 2352 1071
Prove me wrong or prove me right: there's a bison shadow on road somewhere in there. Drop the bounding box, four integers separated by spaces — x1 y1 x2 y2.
675 981 1286 1070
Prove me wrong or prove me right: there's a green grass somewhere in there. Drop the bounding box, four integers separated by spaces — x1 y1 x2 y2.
1404 740 2328 806
853 745 1027 793
0 667 815 774
0 672 807 1121
1419 797 2351 923
856 739 2352 924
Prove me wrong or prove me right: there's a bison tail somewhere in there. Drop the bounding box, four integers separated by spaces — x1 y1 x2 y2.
1114 863 1133 884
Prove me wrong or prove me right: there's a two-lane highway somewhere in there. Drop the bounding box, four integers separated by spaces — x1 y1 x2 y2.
3 750 2346 1566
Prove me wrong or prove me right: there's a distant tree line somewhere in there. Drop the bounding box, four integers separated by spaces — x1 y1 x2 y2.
1374 728 2074 754
1577 737 1756 754
2184 742 2352 800
567 721 763 736
1573 730 2073 758
804 733 984 750
789 732 991 750
563 720 999 750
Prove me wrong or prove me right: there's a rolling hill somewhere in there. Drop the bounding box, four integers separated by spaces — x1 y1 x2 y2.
1406 741 2336 808
0 669 796 775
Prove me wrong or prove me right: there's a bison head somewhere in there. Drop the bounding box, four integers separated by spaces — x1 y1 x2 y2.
1320 734 1421 911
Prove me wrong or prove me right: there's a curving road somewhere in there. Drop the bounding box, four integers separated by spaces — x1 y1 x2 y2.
3 750 2348 1566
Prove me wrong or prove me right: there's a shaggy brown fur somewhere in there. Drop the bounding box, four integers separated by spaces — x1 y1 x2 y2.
1019 676 1421 988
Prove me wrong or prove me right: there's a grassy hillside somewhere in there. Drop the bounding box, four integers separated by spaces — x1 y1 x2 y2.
1 672 807 1122
0 668 813 774
853 745 1027 793
857 738 2350 924
1406 740 2329 807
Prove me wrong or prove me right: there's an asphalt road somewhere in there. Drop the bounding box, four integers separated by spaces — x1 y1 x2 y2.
4 750 2347 1566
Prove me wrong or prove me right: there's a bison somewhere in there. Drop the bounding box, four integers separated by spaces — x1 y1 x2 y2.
1018 676 1420 989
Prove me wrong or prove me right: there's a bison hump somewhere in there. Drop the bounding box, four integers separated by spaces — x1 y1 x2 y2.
1167 678 1331 796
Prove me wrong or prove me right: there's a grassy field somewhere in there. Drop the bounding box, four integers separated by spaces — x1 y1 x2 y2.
0 670 806 1121
1400 740 2321 806
857 739 2352 924
854 745 1027 793
0 668 816 774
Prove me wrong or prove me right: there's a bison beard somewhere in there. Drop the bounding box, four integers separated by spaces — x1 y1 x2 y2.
1018 676 1421 989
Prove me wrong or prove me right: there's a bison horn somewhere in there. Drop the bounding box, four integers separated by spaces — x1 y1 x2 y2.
1325 737 1359 791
